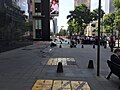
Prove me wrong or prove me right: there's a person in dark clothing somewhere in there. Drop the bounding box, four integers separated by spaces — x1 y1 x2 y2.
110 48 120 65
109 36 116 52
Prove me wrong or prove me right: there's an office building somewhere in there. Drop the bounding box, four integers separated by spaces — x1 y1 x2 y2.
0 0 26 41
27 0 32 20
105 0 115 14
53 18 58 34
74 0 91 9
29 0 50 40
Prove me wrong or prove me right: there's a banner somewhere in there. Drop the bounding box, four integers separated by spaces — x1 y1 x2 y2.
50 0 59 16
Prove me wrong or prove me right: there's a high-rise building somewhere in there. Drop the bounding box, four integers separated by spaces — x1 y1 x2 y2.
74 0 91 9
105 0 115 14
27 0 32 20
28 0 50 40
53 18 58 34
0 0 25 41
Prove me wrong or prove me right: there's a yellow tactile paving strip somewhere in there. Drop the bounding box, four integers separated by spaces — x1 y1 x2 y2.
32 80 90 90
47 58 76 66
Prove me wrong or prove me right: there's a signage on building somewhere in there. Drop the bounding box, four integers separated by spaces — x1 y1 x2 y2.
50 0 59 16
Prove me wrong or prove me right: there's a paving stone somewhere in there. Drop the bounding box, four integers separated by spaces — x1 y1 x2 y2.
0 42 119 90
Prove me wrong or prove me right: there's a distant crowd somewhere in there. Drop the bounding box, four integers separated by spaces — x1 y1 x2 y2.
70 35 116 47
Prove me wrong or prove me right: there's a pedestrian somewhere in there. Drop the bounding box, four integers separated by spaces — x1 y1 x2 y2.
109 36 115 52
110 48 120 65
77 36 80 44
103 36 107 48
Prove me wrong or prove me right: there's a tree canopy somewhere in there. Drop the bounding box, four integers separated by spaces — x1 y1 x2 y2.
113 0 120 9
67 4 105 35
67 4 92 35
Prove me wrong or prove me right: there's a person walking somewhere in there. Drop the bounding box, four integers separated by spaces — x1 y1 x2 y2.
109 36 115 52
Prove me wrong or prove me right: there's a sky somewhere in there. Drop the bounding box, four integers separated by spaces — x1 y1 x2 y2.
18 0 28 15
57 0 74 30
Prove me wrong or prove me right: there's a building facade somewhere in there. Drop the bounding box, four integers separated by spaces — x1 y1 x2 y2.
27 0 32 20
27 0 50 41
74 0 91 9
0 0 25 42
105 0 115 14
52 18 58 34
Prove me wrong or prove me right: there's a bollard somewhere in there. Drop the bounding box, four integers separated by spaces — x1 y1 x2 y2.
88 60 94 69
68 42 69 44
57 62 63 73
104 44 107 49
93 44 95 48
81 44 84 48
70 45 72 48
61 41 62 44
59 44 62 48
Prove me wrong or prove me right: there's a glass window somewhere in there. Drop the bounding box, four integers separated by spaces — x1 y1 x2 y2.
35 20 42 29
35 3 42 13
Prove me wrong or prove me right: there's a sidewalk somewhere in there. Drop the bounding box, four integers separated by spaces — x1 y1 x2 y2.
0 42 119 90
34 44 120 90
0 41 51 90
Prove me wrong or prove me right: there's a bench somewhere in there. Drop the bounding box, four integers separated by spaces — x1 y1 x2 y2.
106 60 120 79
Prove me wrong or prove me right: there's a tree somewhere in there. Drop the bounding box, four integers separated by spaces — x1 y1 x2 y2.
115 9 120 47
113 0 120 9
67 4 92 35
92 8 105 21
113 0 120 31
90 8 105 35
115 9 120 28
113 0 120 47
59 28 67 36
74 4 92 35
103 13 115 34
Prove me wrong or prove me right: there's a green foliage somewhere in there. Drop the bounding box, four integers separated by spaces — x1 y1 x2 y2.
91 8 105 21
59 28 67 36
103 13 115 33
93 27 98 32
113 0 120 8
67 4 92 35
91 23 96 27
23 21 32 32
115 9 120 30
67 4 105 35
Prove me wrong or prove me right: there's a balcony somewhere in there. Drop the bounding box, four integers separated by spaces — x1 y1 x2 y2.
35 0 41 3
32 15 45 19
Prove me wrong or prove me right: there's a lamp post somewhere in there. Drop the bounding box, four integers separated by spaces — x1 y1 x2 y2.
97 0 101 76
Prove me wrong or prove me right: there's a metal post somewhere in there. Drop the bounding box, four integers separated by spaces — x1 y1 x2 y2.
97 0 101 76
118 31 120 48
111 23 114 52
